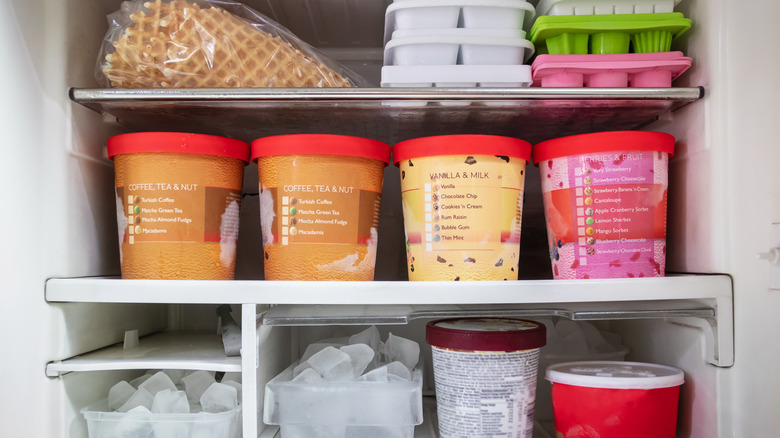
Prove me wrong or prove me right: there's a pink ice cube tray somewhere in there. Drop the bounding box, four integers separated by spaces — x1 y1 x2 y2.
531 51 691 87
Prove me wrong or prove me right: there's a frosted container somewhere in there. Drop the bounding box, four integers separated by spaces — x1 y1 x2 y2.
251 134 391 281
82 401 241 438
426 318 547 438
546 361 684 438
108 132 250 280
533 131 674 279
263 362 423 437
393 135 532 281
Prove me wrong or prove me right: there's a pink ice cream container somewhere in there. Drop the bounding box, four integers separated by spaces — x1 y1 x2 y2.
533 131 674 279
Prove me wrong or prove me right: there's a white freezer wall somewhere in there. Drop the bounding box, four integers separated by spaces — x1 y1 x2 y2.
0 0 167 436
644 0 780 436
1 1 780 438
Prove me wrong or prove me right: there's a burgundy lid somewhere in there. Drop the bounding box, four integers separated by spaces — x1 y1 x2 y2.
107 132 250 163
426 318 546 352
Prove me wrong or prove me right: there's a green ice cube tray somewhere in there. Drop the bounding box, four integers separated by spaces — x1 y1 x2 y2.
529 13 691 55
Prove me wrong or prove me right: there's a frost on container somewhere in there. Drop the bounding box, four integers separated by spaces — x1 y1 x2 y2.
252 135 391 281
108 132 250 280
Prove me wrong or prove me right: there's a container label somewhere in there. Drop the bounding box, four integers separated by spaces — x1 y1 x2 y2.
116 185 241 244
432 347 539 438
264 163 380 246
540 150 668 279
399 155 525 280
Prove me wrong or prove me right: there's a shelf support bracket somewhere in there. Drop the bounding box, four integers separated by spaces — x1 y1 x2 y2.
670 294 734 367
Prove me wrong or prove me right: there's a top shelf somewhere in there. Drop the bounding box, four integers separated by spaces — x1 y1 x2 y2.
70 87 703 144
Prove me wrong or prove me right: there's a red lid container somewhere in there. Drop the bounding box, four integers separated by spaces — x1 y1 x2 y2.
393 134 532 166
533 130 675 164
251 134 392 165
107 132 251 163
547 361 684 438
426 317 546 352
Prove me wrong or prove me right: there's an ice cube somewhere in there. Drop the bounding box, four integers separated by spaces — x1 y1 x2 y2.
129 373 152 388
139 371 177 396
200 382 238 413
108 381 136 411
114 406 153 437
348 326 381 352
385 361 411 381
554 319 589 355
358 366 388 382
382 333 420 370
151 389 190 414
222 380 242 401
162 369 186 385
292 368 323 383
300 342 344 363
293 360 313 378
117 387 154 412
220 372 242 384
181 370 216 403
340 344 375 378
308 346 353 381
579 321 610 352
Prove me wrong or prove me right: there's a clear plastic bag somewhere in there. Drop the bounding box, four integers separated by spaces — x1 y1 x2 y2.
97 0 366 88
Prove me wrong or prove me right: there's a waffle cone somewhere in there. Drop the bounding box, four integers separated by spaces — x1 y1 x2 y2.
103 0 352 88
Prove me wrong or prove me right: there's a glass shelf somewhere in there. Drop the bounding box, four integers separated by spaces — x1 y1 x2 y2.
260 300 716 326
45 331 241 377
70 87 703 144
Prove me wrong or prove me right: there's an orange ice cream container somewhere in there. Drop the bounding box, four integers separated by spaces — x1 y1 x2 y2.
108 132 250 280
252 134 391 281
394 135 532 281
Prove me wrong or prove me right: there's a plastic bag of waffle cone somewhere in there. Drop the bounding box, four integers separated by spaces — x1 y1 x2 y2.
97 0 364 88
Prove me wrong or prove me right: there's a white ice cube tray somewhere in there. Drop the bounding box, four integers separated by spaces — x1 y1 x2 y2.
385 29 535 66
382 28 534 88
384 0 537 43
381 64 533 87
535 0 682 16
264 362 423 438
82 401 241 438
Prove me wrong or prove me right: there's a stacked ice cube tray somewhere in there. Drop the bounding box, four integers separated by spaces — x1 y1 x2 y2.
82 370 242 438
264 327 424 438
529 0 692 87
381 0 537 87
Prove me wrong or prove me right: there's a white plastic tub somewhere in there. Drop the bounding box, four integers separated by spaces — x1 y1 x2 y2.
535 0 682 16
82 400 241 438
263 362 423 438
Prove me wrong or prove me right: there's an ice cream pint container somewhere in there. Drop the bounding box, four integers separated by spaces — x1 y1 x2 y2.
393 135 532 281
533 131 674 279
546 361 684 438
427 318 547 438
108 132 250 279
251 134 391 281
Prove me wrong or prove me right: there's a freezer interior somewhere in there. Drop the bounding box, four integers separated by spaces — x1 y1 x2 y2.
4 0 780 436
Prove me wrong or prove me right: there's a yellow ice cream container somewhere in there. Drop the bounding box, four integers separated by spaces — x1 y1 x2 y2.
394 135 532 281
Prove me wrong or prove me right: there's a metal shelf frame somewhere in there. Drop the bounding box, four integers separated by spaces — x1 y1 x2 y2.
70 87 703 144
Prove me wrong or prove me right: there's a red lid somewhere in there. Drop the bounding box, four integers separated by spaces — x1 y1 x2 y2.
533 131 675 164
393 135 532 165
426 318 546 352
107 132 250 163
251 134 391 165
